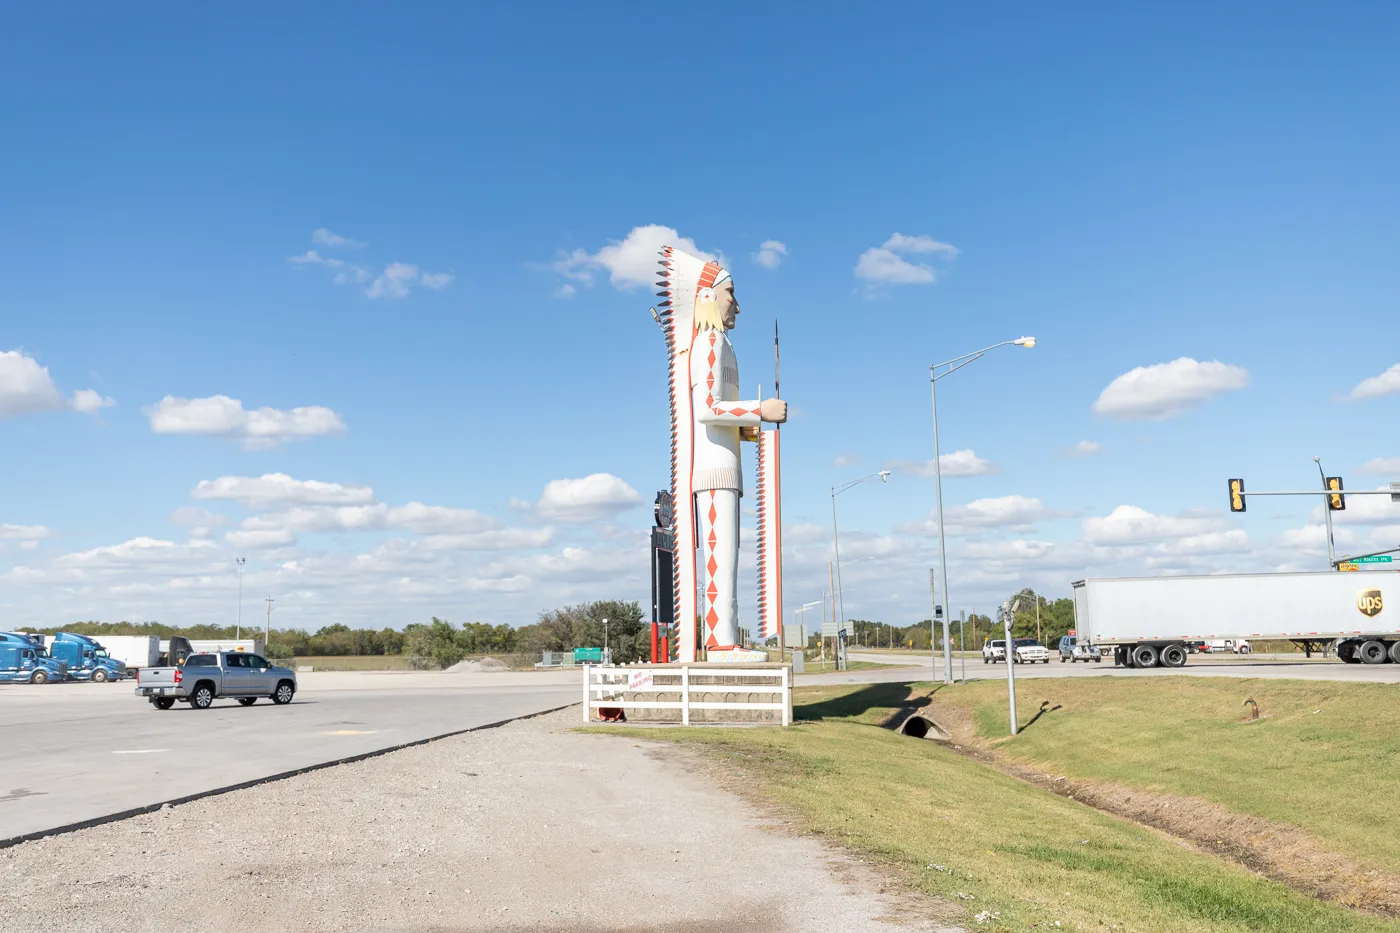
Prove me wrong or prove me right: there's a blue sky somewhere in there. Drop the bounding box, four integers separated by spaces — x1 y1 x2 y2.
3 3 1399 634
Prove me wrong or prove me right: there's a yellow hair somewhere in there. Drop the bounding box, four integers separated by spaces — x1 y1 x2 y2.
693 295 726 331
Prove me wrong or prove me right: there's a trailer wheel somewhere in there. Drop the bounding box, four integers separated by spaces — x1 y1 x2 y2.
1160 644 1188 668
1131 644 1159 668
1389 642 1400 665
1337 641 1358 664
1359 640 1388 665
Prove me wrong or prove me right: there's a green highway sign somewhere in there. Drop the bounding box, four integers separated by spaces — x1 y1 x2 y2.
1354 555 1393 563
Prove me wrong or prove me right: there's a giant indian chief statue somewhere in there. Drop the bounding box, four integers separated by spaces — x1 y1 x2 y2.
654 246 787 661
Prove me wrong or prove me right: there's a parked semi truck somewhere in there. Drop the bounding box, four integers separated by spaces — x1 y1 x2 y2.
48 632 126 682
1072 571 1399 668
0 633 67 683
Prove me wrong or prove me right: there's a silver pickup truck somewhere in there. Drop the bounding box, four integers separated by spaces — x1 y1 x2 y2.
134 651 297 710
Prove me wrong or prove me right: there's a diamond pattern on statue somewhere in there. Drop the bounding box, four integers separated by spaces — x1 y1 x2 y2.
705 608 718 624
706 583 718 598
706 556 717 575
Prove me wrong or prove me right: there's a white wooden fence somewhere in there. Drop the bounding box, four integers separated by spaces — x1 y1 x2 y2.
582 663 792 726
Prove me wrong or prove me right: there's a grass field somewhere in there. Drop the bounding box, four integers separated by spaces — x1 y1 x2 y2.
600 681 1400 932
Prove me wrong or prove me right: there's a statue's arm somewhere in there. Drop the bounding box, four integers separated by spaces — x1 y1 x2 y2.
692 332 762 427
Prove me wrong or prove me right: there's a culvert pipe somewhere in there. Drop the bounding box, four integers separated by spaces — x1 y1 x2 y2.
898 714 951 742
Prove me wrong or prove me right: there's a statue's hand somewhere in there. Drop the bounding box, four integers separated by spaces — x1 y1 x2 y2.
760 398 788 423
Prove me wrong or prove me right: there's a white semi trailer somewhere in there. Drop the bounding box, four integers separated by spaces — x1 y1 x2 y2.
95 635 161 673
1072 571 1399 668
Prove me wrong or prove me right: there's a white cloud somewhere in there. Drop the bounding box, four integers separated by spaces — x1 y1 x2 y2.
1082 505 1227 545
311 227 366 249
854 233 959 290
71 389 116 414
146 395 346 449
0 523 53 541
366 262 421 299
528 473 643 523
886 449 994 478
548 225 720 292
898 495 1058 536
832 453 861 468
419 271 453 290
1311 487 1400 526
192 473 374 507
1064 440 1102 458
1360 457 1400 476
0 350 110 418
226 528 297 550
239 502 501 537
753 240 788 269
1092 358 1248 421
1349 363 1400 400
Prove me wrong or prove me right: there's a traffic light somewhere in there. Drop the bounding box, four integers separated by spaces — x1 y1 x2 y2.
1228 478 1246 513
1327 476 1346 511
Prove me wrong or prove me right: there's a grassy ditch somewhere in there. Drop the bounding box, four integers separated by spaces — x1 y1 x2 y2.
599 681 1399 932
937 676 1400 880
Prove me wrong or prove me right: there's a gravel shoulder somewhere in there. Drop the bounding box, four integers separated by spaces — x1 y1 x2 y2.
0 707 959 933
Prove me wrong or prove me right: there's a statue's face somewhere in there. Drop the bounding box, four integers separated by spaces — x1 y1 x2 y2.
717 280 740 330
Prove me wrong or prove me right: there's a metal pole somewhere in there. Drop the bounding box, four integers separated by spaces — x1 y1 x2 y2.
959 609 966 683
930 366 954 685
264 596 273 650
235 557 245 640
1315 458 1337 570
831 492 845 631
928 568 937 676
1002 601 1018 736
1036 596 1041 645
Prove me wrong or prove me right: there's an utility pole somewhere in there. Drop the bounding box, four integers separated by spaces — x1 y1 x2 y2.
1003 600 1019 736
235 557 246 640
959 609 967 683
264 596 274 651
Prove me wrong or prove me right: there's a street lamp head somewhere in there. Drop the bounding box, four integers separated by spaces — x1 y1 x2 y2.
1014 336 1036 348
878 471 890 482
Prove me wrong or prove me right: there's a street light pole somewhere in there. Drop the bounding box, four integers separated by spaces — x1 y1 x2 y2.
930 337 1035 687
1314 457 1337 569
235 557 246 640
1004 599 1020 736
829 472 889 644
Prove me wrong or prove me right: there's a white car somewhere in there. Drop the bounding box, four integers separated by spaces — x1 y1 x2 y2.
1011 638 1051 664
982 639 1007 663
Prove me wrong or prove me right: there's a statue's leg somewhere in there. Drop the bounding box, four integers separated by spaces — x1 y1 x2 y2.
697 489 740 649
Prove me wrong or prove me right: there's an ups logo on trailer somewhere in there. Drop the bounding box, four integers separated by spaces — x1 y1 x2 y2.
1357 589 1385 618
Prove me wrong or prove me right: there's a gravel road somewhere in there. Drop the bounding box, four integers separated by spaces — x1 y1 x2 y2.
0 707 960 932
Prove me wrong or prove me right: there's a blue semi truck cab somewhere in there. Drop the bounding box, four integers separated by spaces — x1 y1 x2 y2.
0 635 65 683
1 633 67 682
49 632 125 682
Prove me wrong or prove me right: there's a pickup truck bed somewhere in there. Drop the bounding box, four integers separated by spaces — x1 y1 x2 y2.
135 652 297 710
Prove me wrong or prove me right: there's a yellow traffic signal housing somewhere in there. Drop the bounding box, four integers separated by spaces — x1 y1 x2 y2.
1327 476 1346 511
1228 478 1246 513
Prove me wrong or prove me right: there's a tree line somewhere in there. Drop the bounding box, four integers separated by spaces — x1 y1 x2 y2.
48 599 649 670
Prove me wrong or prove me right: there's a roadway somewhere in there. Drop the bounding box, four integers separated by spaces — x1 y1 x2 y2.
0 669 579 843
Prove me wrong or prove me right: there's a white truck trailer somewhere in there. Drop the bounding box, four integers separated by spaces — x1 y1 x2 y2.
1072 571 1399 668
94 635 161 673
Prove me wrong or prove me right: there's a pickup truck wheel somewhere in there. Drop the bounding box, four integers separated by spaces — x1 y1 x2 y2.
92 669 109 683
272 681 295 705
1093 656 1102 663
151 697 175 710
190 684 215 709
31 669 49 684
238 697 258 706
1060 656 1066 663
1359 640 1388 665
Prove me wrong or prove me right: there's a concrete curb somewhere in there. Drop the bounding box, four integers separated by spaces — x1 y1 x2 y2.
0 703 575 850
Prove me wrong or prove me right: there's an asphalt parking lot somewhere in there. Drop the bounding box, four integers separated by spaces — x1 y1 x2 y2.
0 669 579 843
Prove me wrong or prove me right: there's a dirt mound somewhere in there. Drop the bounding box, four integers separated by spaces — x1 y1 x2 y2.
446 656 510 673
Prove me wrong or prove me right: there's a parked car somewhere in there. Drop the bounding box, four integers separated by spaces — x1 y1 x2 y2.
982 638 1007 663
1058 636 1102 663
1011 638 1051 664
134 652 297 710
